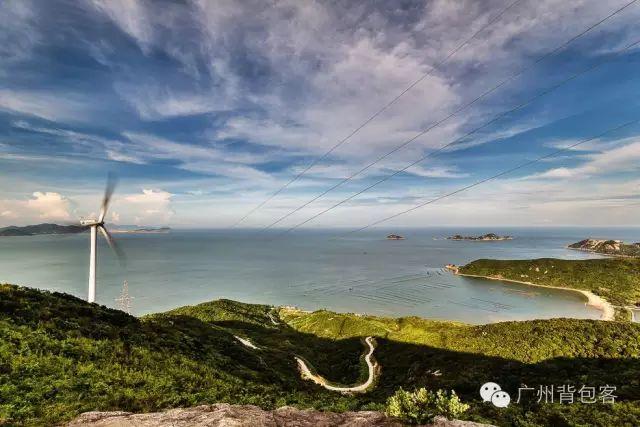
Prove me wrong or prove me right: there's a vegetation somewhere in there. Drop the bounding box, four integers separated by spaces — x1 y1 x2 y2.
568 239 640 257
386 388 469 424
0 223 85 237
2 283 640 426
0 285 362 426
459 257 640 307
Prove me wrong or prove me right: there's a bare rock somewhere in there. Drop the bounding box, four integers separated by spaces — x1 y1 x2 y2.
67 404 494 427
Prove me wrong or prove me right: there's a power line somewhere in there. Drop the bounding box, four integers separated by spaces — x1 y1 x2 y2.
336 117 640 237
232 0 526 227
263 0 639 232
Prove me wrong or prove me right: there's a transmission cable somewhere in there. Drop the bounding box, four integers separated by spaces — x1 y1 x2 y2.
268 2 638 235
232 0 526 227
334 116 640 238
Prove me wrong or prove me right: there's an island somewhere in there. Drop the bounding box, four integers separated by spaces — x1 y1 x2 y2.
452 257 640 321
111 226 171 234
447 233 512 241
568 238 640 257
386 234 405 240
0 223 85 237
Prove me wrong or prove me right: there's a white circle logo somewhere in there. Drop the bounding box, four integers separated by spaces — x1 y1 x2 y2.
479 382 501 402
491 390 511 408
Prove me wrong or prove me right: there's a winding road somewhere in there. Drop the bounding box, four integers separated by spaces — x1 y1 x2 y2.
295 336 377 393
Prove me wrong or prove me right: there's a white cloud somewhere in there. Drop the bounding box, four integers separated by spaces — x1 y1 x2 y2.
532 139 640 179
26 192 72 221
0 191 73 225
113 132 280 182
86 0 153 49
113 83 226 120
0 210 16 219
123 188 173 224
0 0 40 67
0 89 91 123
105 149 144 164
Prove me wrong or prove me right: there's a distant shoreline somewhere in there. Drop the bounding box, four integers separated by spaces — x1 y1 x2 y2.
566 246 638 259
450 269 615 321
447 233 512 241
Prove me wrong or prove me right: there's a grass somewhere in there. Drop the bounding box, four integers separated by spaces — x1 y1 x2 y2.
2 283 640 426
458 257 640 307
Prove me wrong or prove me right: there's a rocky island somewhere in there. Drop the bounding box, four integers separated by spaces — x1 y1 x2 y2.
568 238 640 257
386 234 405 240
447 233 512 241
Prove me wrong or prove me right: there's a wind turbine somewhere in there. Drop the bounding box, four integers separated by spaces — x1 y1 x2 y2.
80 174 125 303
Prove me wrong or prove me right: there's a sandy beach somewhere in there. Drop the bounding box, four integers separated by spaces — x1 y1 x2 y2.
452 270 616 321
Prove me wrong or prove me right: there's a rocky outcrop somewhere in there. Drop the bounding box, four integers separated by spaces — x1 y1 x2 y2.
387 234 405 240
67 404 494 427
568 239 640 257
447 233 511 241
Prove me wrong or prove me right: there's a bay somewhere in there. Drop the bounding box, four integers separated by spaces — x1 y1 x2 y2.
1 226 638 323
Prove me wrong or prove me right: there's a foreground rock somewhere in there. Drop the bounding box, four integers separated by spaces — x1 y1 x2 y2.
568 239 640 257
67 404 493 427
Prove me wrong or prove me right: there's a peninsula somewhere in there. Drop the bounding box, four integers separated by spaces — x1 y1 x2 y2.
447 233 512 241
453 257 640 321
0 223 85 237
568 238 640 257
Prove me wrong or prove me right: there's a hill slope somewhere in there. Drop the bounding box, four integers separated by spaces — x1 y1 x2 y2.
458 258 640 308
1 284 640 426
0 223 85 236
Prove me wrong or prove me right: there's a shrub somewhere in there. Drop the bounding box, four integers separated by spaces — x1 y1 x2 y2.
386 387 469 424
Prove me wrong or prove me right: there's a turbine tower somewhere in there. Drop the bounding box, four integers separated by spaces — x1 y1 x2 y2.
80 174 125 303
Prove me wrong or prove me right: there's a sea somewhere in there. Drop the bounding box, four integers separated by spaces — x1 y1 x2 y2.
1 227 639 324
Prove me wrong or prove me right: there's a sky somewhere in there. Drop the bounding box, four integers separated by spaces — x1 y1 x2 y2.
0 0 639 229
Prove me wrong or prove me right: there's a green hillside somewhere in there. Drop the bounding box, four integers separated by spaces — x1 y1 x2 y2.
0 223 86 237
459 258 640 308
2 283 640 426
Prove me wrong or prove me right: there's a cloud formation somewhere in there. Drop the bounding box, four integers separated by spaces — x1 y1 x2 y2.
0 0 639 226
123 188 174 224
0 192 72 224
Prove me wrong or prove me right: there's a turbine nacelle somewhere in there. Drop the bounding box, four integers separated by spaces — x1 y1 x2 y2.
80 219 103 227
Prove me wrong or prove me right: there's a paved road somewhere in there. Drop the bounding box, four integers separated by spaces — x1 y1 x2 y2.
295 336 376 393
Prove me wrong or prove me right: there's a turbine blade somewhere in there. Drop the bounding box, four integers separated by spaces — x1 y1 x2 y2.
98 225 126 267
98 172 117 223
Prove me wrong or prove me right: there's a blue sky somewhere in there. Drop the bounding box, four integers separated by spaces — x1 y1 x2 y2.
1 0 639 228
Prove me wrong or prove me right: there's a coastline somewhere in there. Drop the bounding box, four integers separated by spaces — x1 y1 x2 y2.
451 269 615 321
566 246 638 259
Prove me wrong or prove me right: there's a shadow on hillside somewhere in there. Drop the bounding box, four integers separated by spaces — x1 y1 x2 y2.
189 316 640 405
3 284 639 410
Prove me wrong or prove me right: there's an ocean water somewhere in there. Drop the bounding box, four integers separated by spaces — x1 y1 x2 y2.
1 227 638 324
